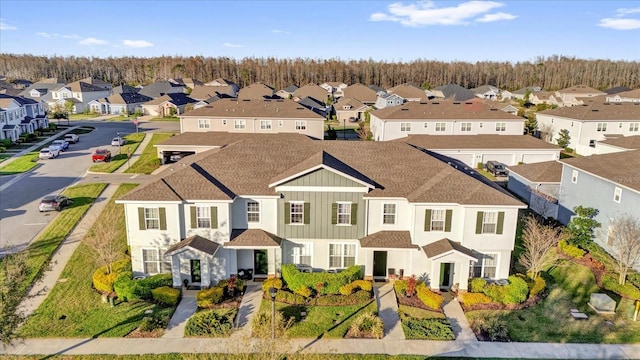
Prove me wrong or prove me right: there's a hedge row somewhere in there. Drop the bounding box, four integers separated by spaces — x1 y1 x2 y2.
415 283 444 310
196 278 246 308
113 272 173 301
92 259 131 294
281 264 362 295
272 289 372 306
558 240 586 258
402 318 455 340
152 286 181 306
459 292 493 307
468 275 530 305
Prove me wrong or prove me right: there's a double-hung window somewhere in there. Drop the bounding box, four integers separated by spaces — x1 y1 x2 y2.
234 119 246 129
337 203 351 225
614 187 622 203
260 120 272 130
144 208 160 230
292 243 312 265
482 212 497 234
400 122 411 132
597 123 607 132
469 252 498 278
430 209 446 231
295 121 307 130
247 201 260 223
495 122 506 132
142 249 171 274
383 204 396 225
460 122 471 132
329 244 356 268
629 123 639 132
198 119 210 129
435 122 446 132
290 202 304 224
196 206 211 228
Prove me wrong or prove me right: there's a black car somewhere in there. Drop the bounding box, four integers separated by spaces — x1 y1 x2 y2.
485 161 509 177
38 195 72 212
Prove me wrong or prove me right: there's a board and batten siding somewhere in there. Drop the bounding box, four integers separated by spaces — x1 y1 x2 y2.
284 168 363 187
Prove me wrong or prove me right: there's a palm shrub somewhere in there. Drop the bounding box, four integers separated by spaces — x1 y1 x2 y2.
348 312 384 339
185 309 236 337
251 309 291 339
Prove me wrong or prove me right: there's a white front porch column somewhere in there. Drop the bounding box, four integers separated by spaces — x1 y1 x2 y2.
429 260 441 290
267 248 276 277
456 260 470 290
364 249 374 280
171 256 181 288
201 258 211 287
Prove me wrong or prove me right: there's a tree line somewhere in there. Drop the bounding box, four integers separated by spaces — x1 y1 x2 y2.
0 54 638 92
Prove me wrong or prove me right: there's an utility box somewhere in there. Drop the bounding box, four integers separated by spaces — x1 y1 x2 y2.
588 293 616 314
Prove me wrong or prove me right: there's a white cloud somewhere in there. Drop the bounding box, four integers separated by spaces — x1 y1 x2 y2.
223 42 244 48
476 12 517 22
36 32 79 39
78 37 107 46
272 29 290 34
1 19 17 30
616 7 640 16
598 18 640 30
62 34 80 39
370 1 516 26
123 39 154 48
36 32 55 38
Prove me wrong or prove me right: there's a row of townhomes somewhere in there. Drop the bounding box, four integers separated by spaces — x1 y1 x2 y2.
117 135 526 290
0 93 48 142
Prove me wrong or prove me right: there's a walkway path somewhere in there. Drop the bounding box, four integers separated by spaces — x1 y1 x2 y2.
162 290 198 339
113 130 153 174
374 282 404 340
231 284 264 339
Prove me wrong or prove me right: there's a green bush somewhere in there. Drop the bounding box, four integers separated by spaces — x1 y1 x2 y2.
114 272 137 301
629 273 640 289
92 259 131 294
416 283 444 310
483 284 504 303
459 292 493 307
558 239 586 258
135 273 173 300
294 286 313 298
502 275 529 304
315 290 372 306
402 318 455 340
528 276 546 298
352 279 373 292
151 286 180 306
471 317 509 341
0 146 6 153
261 278 283 292
339 283 355 295
281 264 362 295
602 273 640 299
348 312 384 339
1 139 11 147
394 280 408 295
275 289 307 305
185 309 236 337
197 287 224 308
469 278 487 293
139 314 169 332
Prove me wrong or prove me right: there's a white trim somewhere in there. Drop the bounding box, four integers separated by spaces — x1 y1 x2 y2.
328 242 357 268
269 164 375 189
336 201 352 226
381 202 397 225
275 185 368 193
571 170 578 184
246 200 261 224
289 201 305 225
291 241 313 265
469 251 500 279
613 187 622 203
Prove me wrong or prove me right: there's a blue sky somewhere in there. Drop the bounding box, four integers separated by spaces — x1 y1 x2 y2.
0 1 639 62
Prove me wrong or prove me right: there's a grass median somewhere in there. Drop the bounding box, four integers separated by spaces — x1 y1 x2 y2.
125 132 175 174
0 151 40 175
88 133 145 173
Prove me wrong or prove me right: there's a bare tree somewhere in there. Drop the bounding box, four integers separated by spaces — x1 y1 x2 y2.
519 215 567 279
85 216 121 274
538 122 555 143
0 249 29 346
606 215 640 285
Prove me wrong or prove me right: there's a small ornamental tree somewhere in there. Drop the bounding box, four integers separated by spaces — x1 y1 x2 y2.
565 206 601 248
519 215 566 279
557 129 571 148
606 215 640 285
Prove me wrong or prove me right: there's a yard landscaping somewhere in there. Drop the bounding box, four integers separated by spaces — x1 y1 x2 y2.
68 113 100 120
150 116 180 121
88 133 145 173
125 132 176 174
0 150 39 175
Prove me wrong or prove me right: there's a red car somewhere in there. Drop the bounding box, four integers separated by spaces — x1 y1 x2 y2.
92 148 112 162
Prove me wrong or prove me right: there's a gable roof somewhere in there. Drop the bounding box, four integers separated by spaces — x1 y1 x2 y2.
612 89 640 99
334 97 367 111
359 231 417 249
144 93 196 106
225 229 282 247
605 86 632 95
342 83 377 103
138 81 185 98
106 92 153 105
513 86 542 95
371 99 523 121
388 83 427 101
422 238 477 260
559 150 640 192
282 84 299 93
598 135 640 150
368 84 385 93
401 135 560 150
112 85 139 94
238 82 278 99
165 235 220 256
65 80 109 93
507 160 563 183
538 99 640 120
294 83 328 102
189 85 233 100
77 77 112 90
158 131 311 147
181 98 325 120
432 84 476 101
557 85 606 95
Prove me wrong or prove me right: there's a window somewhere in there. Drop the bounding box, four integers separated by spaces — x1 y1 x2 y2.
329 244 356 268
423 122 428 128
430 209 446 231
495 122 506 132
247 201 260 222
295 121 307 130
260 120 272 130
400 122 411 132
460 122 471 132
482 212 498 234
142 249 171 274
337 203 351 225
630 123 639 132
614 187 622 203
469 252 498 278
278 120 284 127
234 119 246 129
198 119 210 129
222 119 227 126
144 208 160 230
290 202 304 224
571 170 578 184
383 204 396 225
292 243 312 265
597 123 607 132
195 206 211 228
435 122 446 132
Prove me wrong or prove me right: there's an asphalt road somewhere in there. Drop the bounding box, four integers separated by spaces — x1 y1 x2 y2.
0 119 178 253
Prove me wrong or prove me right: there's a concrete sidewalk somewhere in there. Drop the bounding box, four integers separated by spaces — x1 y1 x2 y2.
374 282 404 340
113 130 153 174
162 290 198 338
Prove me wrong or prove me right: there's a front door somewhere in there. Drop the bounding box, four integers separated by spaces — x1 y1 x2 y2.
254 250 268 276
440 263 453 288
373 251 387 278
190 259 201 283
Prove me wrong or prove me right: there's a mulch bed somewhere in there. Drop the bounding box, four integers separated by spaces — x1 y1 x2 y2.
460 294 543 312
125 328 163 338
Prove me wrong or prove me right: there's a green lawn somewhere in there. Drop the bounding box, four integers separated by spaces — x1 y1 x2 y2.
18 183 165 338
0 153 11 163
104 115 137 121
465 260 640 343
125 132 175 174
0 151 39 175
88 133 146 173
68 113 100 120
475 168 497 181
260 298 377 339
149 116 179 121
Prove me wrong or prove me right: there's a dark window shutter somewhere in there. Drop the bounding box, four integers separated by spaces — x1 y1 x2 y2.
138 207 146 230
496 211 505 235
424 209 432 232
159 207 167 230
284 202 290 224
190 206 197 228
350 203 358 225
445 209 452 232
331 203 338 224
476 211 484 234
304 203 310 224
211 206 218 229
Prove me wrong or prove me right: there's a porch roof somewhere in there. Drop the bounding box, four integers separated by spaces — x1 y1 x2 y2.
422 238 477 260
2 124 18 130
224 229 282 248
359 231 418 249
165 234 220 256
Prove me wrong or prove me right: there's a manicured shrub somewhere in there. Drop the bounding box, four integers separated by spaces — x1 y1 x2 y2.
483 284 504 304
315 290 372 306
394 280 408 295
114 272 137 301
339 283 355 295
459 292 493 307
348 312 384 339
558 239 586 258
602 273 640 299
135 273 173 300
139 313 169 332
502 275 529 305
528 276 546 298
352 279 373 292
402 318 455 340
416 283 444 310
92 259 131 294
281 264 362 295
471 317 509 341
197 287 224 308
275 289 306 305
469 278 487 293
215 277 244 297
261 278 283 292
151 286 180 306
294 286 313 298
185 309 236 337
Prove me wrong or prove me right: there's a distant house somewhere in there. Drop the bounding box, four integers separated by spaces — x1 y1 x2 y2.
507 160 562 219
0 94 48 141
471 85 501 100
238 82 280 100
387 83 428 102
141 93 197 117
112 84 140 94
320 82 348 99
189 85 236 101
204 78 240 96
554 85 606 107
529 91 562 107
333 97 369 123
370 99 525 141
430 84 476 102
138 81 186 99
604 86 632 95
276 85 299 99
368 85 385 94
508 86 543 101
605 89 640 103
19 81 65 106
375 93 405 109
45 79 111 113
536 99 640 155
342 83 377 105
296 96 329 118
293 83 328 103
595 135 640 155
170 78 203 90
89 92 153 115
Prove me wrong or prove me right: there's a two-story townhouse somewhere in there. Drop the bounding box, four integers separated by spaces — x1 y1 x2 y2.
179 98 326 139
48 80 111 113
606 89 640 103
89 93 153 115
555 85 606 107
0 97 23 141
370 100 525 141
117 137 525 291
557 150 640 268
9 95 48 133
536 99 640 155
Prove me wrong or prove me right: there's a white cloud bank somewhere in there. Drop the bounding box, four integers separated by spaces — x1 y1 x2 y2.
599 7 640 30
123 40 154 48
36 32 79 39
370 0 517 27
0 19 17 30
79 37 107 46
272 29 290 34
224 42 244 48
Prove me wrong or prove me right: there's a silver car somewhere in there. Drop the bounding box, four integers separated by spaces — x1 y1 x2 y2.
39 147 59 159
38 194 72 212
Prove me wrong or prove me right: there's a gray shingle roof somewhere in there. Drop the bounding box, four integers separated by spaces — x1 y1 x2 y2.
422 238 477 259
538 100 640 121
165 235 220 256
181 98 325 120
401 135 560 150
507 160 563 183
225 229 282 247
559 150 640 192
359 231 417 249
371 99 523 121
432 84 476 101
598 135 640 150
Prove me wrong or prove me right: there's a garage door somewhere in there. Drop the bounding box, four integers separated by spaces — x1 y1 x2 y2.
444 153 475 167
521 153 555 164
482 153 515 166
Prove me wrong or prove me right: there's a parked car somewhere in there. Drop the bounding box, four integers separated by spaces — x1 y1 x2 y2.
39 147 59 159
92 148 112 162
39 194 72 212
485 160 509 177
64 133 80 143
51 139 69 151
111 137 126 146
